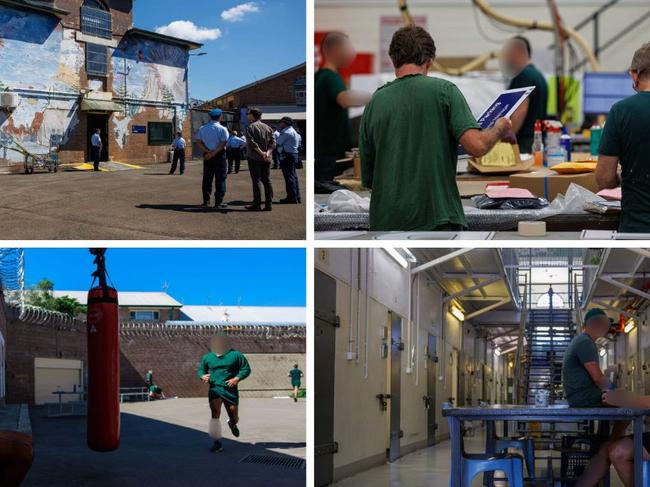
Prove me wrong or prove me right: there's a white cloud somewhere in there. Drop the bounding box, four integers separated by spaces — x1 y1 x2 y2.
221 2 260 22
155 21 222 42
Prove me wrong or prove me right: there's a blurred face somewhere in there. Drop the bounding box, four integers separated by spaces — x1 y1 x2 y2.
586 316 610 339
210 336 229 355
247 113 255 123
501 41 525 78
327 38 356 69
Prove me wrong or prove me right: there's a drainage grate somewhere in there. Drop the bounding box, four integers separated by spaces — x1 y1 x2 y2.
239 454 306 470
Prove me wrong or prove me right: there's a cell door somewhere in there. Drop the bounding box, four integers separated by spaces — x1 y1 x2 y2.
315 270 338 487
426 334 438 446
389 312 402 462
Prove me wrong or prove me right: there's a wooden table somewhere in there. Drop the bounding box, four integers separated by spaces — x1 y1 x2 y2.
443 404 650 487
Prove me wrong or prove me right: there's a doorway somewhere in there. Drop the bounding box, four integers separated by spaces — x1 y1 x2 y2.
389 311 402 462
87 113 109 162
426 334 438 446
315 270 337 487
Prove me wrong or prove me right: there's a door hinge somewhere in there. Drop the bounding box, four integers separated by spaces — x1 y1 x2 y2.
316 310 340 327
315 442 339 456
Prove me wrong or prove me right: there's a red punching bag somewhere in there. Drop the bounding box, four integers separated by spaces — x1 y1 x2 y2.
86 249 120 452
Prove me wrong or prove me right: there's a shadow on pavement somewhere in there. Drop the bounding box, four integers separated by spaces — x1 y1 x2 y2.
24 407 305 487
136 204 249 214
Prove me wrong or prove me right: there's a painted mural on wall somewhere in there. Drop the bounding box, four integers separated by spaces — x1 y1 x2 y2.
111 36 189 149
0 5 83 161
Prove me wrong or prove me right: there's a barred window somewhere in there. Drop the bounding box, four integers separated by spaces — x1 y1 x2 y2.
86 43 108 77
80 1 112 40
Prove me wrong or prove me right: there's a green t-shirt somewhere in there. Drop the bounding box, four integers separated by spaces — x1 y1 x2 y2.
290 368 302 385
198 350 251 405
508 64 548 153
315 68 351 157
599 91 650 232
360 74 479 231
562 333 602 407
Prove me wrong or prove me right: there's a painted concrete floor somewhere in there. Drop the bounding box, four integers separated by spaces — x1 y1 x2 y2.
24 397 305 487
333 431 625 487
0 160 305 240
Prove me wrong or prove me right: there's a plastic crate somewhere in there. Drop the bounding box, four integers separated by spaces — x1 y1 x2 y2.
560 435 608 486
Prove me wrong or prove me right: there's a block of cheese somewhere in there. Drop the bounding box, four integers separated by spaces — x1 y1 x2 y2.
480 142 517 167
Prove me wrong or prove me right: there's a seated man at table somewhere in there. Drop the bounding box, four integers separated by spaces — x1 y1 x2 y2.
562 308 612 408
576 389 650 487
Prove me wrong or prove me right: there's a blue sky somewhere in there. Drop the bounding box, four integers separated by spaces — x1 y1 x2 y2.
23 248 306 307
133 1 306 101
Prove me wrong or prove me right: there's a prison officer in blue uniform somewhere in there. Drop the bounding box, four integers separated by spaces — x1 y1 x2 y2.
91 128 102 171
226 131 246 174
276 116 302 204
197 109 229 209
169 131 186 175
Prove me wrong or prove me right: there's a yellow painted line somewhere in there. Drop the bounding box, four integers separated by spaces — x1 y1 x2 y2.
111 161 143 169
74 163 109 172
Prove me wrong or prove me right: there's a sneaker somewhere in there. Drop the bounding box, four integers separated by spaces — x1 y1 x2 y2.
210 440 223 453
246 205 262 211
294 397 298 403
227 420 240 438
215 202 228 209
263 205 272 212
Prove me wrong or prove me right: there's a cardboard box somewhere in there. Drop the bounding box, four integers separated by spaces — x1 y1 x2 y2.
509 168 600 201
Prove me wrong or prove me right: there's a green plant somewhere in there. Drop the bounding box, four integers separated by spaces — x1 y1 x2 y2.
27 278 86 317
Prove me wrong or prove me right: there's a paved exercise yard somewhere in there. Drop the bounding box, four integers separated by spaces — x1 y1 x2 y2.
24 397 306 487
0 160 305 240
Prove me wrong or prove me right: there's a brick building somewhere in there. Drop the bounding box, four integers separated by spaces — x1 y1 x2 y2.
199 63 307 152
53 290 183 321
1 301 306 405
0 0 201 170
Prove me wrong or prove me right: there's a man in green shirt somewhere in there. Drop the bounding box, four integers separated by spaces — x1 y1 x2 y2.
145 369 153 387
596 42 650 233
502 36 548 153
288 364 303 403
562 308 611 408
359 25 512 232
315 32 371 184
198 333 252 453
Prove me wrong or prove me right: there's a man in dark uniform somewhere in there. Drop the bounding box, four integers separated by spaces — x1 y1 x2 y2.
197 109 229 209
90 128 102 172
169 131 186 175
276 116 302 204
596 41 650 233
502 36 548 153
198 333 251 453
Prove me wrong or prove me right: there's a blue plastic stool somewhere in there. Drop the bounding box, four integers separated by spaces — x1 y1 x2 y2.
643 459 650 486
459 453 524 487
495 437 535 477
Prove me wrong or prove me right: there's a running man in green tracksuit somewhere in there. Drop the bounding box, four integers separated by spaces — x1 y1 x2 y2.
288 364 303 403
198 334 251 453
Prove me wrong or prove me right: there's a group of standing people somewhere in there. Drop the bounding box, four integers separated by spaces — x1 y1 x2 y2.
190 107 302 212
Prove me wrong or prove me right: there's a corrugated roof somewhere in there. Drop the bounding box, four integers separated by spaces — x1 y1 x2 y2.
53 291 182 307
179 305 305 325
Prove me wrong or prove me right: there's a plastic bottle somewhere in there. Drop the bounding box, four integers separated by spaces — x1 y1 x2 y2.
560 127 572 162
590 124 602 157
532 120 544 167
545 127 566 167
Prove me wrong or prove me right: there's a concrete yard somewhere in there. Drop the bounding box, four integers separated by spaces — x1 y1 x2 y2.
0 160 305 240
24 397 306 487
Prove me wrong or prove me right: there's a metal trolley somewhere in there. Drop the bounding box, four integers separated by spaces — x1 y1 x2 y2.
0 133 61 174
